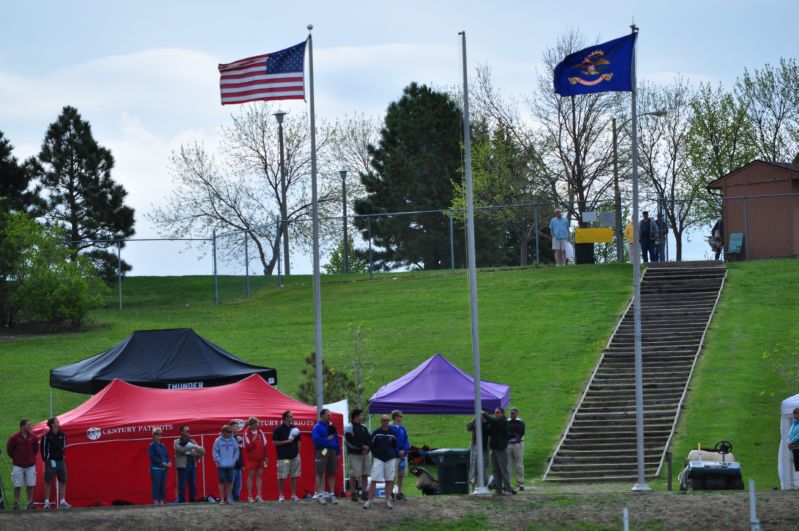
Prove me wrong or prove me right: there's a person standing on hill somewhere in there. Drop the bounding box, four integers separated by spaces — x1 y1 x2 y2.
312 408 340 504
549 208 570 266
213 424 240 504
344 409 371 502
272 410 302 502
148 428 171 505
638 211 658 263
390 410 410 501
654 213 668 262
7 419 39 510
507 408 526 491
484 408 513 496
174 424 202 503
242 417 268 503
41 417 71 509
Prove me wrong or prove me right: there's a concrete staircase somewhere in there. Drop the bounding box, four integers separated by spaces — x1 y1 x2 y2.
543 261 726 482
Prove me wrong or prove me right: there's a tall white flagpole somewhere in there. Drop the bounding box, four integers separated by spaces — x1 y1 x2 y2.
307 25 324 413
460 30 490 496
629 23 651 492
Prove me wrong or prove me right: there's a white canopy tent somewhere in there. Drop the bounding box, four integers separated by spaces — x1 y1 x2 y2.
778 393 799 489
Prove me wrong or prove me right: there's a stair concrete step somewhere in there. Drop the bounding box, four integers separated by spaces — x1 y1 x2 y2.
559 439 667 449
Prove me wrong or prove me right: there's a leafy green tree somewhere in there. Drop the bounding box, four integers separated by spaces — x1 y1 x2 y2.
32 106 135 277
685 83 758 221
452 124 555 266
1 212 106 327
0 131 44 215
297 353 360 406
353 83 463 270
735 57 799 162
323 236 369 274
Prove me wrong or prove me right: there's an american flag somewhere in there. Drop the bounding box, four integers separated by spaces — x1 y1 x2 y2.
218 41 306 105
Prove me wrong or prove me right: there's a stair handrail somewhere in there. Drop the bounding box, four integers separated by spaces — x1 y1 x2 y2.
542 269 642 480
654 266 728 478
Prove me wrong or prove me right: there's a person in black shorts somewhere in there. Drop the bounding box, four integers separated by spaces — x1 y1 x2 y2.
41 418 70 509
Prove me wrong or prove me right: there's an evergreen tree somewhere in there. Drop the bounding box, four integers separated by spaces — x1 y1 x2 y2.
0 131 43 215
33 106 135 278
353 83 463 270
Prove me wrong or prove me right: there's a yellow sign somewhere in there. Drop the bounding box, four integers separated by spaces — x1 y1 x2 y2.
574 228 614 244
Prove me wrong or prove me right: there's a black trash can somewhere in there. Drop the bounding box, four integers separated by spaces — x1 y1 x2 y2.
575 242 595 264
429 448 470 494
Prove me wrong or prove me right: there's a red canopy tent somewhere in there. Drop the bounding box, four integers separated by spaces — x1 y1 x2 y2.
32 375 343 506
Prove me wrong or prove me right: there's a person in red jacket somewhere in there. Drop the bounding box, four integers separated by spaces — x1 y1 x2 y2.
6 419 39 510
242 417 268 502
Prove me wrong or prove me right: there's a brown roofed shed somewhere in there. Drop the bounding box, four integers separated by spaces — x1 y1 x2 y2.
707 160 799 260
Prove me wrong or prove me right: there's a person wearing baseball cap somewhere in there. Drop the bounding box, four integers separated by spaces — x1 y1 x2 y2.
507 408 526 491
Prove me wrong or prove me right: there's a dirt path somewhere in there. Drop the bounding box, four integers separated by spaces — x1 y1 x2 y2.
0 490 794 530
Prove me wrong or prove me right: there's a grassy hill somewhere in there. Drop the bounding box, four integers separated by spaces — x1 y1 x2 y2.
1 259 796 492
662 258 799 490
0 265 630 483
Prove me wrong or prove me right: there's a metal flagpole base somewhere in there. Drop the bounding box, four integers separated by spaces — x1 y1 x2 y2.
471 486 492 497
631 483 652 492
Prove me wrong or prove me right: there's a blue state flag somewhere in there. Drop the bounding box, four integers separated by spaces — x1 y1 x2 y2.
553 33 636 96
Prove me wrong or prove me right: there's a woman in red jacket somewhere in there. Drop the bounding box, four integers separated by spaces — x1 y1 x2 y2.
242 417 268 502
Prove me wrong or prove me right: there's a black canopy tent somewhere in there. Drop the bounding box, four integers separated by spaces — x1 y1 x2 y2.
50 328 277 395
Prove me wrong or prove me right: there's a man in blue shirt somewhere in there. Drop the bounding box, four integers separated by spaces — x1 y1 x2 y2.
311 409 340 505
549 209 570 266
639 211 658 263
390 410 410 501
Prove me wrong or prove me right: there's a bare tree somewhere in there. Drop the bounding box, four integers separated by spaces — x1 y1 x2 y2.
148 102 336 275
637 77 702 260
530 30 623 222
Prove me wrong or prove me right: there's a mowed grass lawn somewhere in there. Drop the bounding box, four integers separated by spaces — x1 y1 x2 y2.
0 265 631 483
1 259 796 491
662 258 799 490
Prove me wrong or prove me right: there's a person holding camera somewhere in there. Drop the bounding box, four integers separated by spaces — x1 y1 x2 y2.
174 424 203 503
484 407 513 496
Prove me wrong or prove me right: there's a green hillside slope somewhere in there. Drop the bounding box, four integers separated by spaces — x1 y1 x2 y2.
663 259 799 490
0 265 630 482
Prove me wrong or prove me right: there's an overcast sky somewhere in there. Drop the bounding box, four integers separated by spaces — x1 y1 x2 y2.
2 0 795 274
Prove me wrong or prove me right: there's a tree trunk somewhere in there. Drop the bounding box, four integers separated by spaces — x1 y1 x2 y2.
674 229 683 261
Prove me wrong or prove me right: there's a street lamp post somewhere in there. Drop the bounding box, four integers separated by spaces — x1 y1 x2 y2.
273 109 290 276
611 110 667 263
339 167 349 274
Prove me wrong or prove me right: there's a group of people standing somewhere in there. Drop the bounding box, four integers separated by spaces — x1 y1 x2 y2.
5 418 71 510
637 210 669 263
343 409 410 510
550 207 672 265
468 407 525 496
147 411 302 505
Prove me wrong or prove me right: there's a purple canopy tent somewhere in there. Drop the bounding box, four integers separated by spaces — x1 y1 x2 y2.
368 353 510 414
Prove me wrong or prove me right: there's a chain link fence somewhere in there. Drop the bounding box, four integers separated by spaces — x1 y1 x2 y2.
67 193 797 309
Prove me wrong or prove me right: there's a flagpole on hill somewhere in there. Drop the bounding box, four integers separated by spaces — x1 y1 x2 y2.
306 25 325 414
459 30 490 496
629 23 651 493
